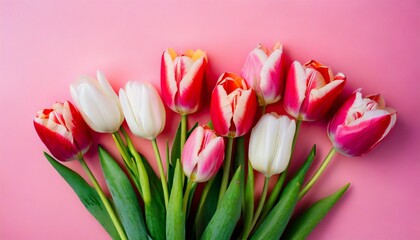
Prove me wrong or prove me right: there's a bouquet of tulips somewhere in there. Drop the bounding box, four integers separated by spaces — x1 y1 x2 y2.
34 43 397 240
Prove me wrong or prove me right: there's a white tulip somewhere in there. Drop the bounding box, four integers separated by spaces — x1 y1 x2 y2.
249 113 296 177
119 82 166 140
70 71 124 133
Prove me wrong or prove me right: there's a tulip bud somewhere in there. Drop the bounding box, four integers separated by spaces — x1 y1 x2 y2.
210 72 258 138
182 126 225 182
241 42 285 106
70 71 124 133
161 48 207 115
119 82 166 140
34 101 92 162
248 113 296 177
328 90 397 157
283 60 346 121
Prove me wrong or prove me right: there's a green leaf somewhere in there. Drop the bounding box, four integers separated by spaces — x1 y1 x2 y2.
251 146 316 240
201 167 242 240
243 161 254 234
166 159 185 240
99 146 148 240
44 153 121 240
283 183 350 240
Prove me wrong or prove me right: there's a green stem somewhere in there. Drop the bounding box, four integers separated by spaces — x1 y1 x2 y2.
218 137 234 206
258 119 302 223
183 178 194 213
152 139 169 208
196 178 215 216
112 132 133 171
299 147 337 199
262 105 267 115
78 157 127 240
243 177 270 239
180 114 188 152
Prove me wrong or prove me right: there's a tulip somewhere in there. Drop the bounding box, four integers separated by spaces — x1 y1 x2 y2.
283 60 346 121
241 42 285 106
328 90 397 156
182 126 225 182
70 71 124 133
210 72 258 138
249 113 296 177
161 48 207 115
119 82 166 140
34 101 92 161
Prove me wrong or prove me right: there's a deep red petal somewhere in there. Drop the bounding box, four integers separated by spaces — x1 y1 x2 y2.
34 120 80 161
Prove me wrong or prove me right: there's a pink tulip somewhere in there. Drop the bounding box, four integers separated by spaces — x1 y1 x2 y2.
210 72 258 138
34 101 92 161
161 48 207 115
328 90 397 156
283 60 346 121
241 42 285 106
182 126 225 182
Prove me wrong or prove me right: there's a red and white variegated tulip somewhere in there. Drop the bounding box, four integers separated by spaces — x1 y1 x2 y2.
182 126 225 182
34 101 92 162
119 82 166 140
284 60 346 121
210 72 258 138
249 113 296 177
70 71 124 133
328 90 397 156
241 42 285 106
161 48 207 115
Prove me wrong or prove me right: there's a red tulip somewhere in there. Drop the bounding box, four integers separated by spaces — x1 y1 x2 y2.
160 48 207 115
210 72 257 138
34 101 92 161
283 60 346 121
182 126 225 182
241 42 285 106
328 91 397 156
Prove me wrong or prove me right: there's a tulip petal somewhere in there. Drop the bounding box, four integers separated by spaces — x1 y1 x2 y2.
182 126 204 178
72 77 122 133
328 91 358 135
177 57 206 114
332 112 395 156
284 61 307 119
34 120 79 161
210 86 233 137
65 101 92 152
301 79 345 121
119 88 143 137
195 136 225 182
241 48 267 96
233 89 257 137
270 118 295 175
161 51 178 111
259 48 283 105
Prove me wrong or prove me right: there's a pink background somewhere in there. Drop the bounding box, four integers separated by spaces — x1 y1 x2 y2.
1 1 419 239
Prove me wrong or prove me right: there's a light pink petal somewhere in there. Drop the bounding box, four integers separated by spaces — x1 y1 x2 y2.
195 136 225 182
182 126 204 178
241 48 267 97
259 48 283 105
